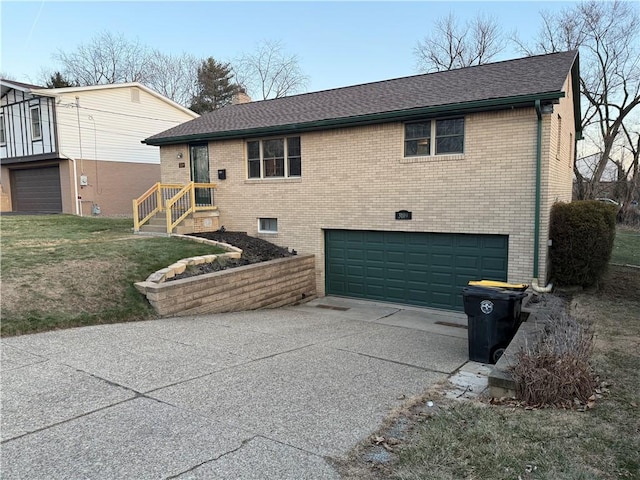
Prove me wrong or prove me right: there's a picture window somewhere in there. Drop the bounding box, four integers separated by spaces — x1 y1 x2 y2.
247 136 301 179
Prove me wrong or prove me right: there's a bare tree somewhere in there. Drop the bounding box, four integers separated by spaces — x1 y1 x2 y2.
614 122 640 222
0 72 17 81
515 1 640 200
51 32 201 107
53 31 154 85
414 13 505 72
234 40 309 100
147 51 200 107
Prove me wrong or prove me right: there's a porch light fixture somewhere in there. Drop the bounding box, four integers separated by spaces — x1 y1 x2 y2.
176 152 183 159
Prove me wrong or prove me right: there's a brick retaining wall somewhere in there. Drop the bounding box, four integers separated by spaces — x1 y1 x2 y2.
135 254 316 316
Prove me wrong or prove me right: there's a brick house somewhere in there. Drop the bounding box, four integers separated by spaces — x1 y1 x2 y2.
0 80 198 216
142 51 581 311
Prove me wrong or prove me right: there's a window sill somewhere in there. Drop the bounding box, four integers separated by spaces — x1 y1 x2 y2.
400 154 465 164
245 177 302 184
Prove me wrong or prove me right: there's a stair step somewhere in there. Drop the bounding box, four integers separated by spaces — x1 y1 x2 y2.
139 225 168 233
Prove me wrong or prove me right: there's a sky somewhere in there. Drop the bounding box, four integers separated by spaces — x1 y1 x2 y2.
1 0 581 93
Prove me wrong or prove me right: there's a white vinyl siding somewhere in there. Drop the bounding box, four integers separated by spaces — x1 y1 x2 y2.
54 87 197 164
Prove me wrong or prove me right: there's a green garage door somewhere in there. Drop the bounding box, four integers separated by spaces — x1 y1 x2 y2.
325 230 508 311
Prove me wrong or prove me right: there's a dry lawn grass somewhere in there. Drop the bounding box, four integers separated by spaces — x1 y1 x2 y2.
337 266 640 480
0 215 224 335
1 259 128 316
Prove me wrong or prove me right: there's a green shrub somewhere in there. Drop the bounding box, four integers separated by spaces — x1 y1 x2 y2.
549 201 617 287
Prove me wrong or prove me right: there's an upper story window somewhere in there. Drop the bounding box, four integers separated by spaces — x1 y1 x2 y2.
30 106 42 140
247 136 301 179
404 117 464 157
0 114 5 145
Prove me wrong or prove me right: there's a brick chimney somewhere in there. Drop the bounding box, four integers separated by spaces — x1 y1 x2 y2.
232 90 252 105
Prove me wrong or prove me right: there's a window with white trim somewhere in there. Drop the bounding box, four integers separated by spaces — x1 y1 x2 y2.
30 106 42 140
404 117 464 157
247 136 301 179
0 114 5 145
258 218 278 233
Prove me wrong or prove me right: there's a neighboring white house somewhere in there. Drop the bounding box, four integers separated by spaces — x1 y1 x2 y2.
0 80 198 216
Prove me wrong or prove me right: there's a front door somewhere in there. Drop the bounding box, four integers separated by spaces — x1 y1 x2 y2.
190 144 211 205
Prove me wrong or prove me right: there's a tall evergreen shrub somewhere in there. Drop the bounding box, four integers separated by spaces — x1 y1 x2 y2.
549 201 617 287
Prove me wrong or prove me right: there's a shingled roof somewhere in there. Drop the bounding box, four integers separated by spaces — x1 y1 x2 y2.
145 50 580 146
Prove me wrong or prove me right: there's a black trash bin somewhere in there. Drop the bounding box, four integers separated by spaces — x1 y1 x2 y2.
462 285 527 364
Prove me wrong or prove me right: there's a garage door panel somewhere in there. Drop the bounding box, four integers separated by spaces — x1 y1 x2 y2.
325 230 508 311
482 235 508 249
11 166 62 213
482 257 508 271
431 253 454 266
387 268 406 280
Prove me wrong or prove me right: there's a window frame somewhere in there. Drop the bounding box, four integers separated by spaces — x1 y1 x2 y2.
258 217 278 233
247 136 301 179
0 113 5 145
404 117 465 157
30 105 42 141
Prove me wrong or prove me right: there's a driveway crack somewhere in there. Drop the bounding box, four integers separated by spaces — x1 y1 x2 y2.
164 436 258 479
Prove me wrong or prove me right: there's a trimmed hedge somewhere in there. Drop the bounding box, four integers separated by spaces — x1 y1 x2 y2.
549 201 617 287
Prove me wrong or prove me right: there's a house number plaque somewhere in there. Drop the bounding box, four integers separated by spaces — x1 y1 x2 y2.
395 210 412 220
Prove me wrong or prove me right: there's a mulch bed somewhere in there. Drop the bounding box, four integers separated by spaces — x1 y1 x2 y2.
169 231 294 281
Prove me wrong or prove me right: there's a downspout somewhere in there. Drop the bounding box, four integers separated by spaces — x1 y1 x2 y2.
532 100 552 293
58 152 81 216
52 96 80 217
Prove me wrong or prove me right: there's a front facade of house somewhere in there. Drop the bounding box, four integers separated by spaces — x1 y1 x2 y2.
0 81 198 216
146 51 580 311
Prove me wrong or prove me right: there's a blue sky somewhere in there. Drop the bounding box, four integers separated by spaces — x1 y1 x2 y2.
2 1 579 92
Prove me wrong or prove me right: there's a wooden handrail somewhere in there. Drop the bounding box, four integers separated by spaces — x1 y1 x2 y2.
133 182 217 233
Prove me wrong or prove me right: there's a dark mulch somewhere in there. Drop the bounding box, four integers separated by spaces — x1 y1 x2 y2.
169 231 294 281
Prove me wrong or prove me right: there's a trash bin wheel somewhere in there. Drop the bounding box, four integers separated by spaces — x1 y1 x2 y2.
491 344 508 364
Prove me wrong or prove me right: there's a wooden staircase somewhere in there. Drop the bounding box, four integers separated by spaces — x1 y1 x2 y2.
133 182 218 235
137 212 169 235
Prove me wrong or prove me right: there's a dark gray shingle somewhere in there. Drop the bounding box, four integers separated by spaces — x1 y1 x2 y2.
146 50 578 144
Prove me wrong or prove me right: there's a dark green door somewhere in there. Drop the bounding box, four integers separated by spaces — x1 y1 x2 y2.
190 144 210 205
325 230 508 311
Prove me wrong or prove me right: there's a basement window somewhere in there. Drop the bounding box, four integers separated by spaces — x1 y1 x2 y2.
258 218 278 233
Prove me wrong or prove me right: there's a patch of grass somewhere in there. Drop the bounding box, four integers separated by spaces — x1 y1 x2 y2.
611 227 640 266
340 266 640 480
0 215 225 336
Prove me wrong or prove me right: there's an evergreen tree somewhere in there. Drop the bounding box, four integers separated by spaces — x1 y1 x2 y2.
189 58 240 114
46 71 77 88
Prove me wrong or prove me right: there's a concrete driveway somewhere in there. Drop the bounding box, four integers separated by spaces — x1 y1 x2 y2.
1 297 470 479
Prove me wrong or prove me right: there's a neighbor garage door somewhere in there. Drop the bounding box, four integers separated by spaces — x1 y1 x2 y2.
11 166 63 213
325 230 508 311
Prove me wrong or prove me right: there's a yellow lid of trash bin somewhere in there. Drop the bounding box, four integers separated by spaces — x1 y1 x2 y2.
468 280 529 291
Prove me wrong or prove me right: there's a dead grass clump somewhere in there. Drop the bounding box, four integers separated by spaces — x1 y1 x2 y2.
511 312 596 407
